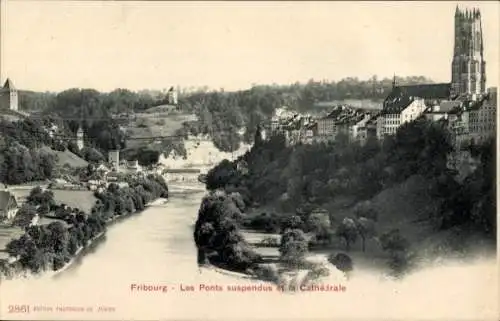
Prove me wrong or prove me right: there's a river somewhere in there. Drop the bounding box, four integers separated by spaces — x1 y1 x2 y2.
0 184 497 320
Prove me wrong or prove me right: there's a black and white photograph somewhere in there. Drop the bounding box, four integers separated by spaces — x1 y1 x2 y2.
0 1 498 320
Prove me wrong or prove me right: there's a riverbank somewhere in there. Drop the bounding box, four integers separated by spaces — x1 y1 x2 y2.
0 195 169 281
0 187 496 321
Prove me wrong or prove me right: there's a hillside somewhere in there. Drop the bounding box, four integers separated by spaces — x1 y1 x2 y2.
122 107 197 150
41 146 88 168
0 109 29 122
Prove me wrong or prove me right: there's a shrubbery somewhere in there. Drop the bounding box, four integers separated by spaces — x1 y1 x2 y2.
380 229 415 277
194 191 261 272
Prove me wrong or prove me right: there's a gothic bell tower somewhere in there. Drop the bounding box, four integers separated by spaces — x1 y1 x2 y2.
451 6 486 100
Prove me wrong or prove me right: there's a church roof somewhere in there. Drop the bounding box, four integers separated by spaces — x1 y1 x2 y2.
382 83 451 115
391 83 451 100
2 78 15 90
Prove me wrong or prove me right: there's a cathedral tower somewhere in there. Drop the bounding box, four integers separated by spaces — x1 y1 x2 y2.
451 6 486 100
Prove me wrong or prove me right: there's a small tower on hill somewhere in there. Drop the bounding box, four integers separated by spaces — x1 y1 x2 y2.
0 78 19 111
167 86 178 105
76 126 84 150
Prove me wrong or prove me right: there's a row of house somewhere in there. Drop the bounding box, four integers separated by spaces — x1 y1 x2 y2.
265 83 496 149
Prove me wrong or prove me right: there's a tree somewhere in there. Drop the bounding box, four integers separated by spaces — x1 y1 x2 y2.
380 229 414 276
81 147 105 163
353 201 378 222
281 215 304 231
328 252 353 273
380 229 409 253
335 218 358 252
12 204 37 229
354 217 376 252
279 228 308 267
27 186 55 214
137 148 160 167
307 210 332 243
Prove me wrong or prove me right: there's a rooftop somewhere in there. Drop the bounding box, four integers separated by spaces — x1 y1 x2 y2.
1 78 16 90
393 83 451 100
0 191 17 211
426 100 463 114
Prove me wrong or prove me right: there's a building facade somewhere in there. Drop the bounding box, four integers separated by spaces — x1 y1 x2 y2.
0 190 19 220
468 88 497 143
380 97 427 137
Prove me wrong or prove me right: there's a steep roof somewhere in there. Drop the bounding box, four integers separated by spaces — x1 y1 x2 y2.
381 96 414 115
0 191 17 211
2 78 15 90
322 106 345 119
391 83 451 100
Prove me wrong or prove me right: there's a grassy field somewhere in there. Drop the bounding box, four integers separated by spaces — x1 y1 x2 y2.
124 108 197 149
41 146 88 168
52 190 98 213
11 189 98 214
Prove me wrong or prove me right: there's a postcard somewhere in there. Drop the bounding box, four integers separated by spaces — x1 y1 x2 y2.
0 1 498 320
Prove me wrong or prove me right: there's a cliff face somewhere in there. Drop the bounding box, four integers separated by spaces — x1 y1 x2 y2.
159 135 251 170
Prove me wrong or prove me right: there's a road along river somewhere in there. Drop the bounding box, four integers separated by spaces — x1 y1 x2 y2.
0 183 497 320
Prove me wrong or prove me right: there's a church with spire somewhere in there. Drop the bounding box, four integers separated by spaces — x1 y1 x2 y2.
378 6 495 145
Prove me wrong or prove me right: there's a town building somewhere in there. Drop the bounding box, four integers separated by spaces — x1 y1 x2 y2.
363 114 382 141
468 87 497 144
0 78 19 112
127 159 143 173
0 190 19 221
423 101 462 122
301 122 318 144
380 95 427 137
108 150 120 170
317 110 339 138
350 113 372 143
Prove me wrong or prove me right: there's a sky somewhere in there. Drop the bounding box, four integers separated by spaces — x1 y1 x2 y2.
1 1 499 93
